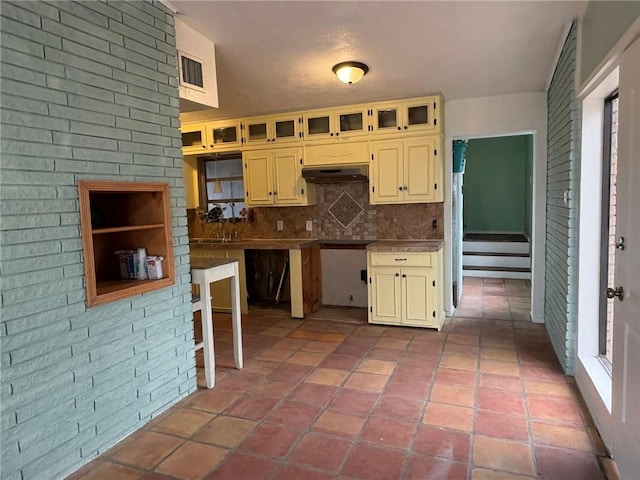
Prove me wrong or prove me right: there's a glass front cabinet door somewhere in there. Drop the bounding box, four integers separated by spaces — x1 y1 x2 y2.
370 96 441 135
244 114 301 146
304 106 368 140
205 120 243 150
181 123 208 154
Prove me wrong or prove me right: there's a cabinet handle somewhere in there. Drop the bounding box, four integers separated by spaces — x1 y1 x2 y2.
336 132 339 136
395 258 407 261
274 191 278 195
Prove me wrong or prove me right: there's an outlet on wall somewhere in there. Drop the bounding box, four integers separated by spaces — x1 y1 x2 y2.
305 219 313 231
277 220 284 231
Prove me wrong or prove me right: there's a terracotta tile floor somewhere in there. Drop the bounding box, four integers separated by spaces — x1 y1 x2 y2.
66 277 618 480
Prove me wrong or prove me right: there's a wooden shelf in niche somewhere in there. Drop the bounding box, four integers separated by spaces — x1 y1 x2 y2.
79 180 175 307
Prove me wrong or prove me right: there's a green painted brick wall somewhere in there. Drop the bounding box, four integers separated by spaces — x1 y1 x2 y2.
545 21 580 375
0 2 196 478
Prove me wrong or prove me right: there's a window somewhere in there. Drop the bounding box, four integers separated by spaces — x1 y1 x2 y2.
198 153 245 221
599 92 619 369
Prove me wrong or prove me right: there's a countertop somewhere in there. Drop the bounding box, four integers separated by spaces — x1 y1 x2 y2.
189 238 443 252
366 239 443 252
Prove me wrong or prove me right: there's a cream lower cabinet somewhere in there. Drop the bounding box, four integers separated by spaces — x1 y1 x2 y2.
243 146 315 206
370 136 442 204
368 251 444 330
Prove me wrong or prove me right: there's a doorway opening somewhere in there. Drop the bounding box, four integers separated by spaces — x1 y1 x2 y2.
451 134 534 311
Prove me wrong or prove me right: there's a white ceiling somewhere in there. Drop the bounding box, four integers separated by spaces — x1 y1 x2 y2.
172 1 585 123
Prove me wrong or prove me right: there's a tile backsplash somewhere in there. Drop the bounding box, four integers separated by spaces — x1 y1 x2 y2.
188 183 444 240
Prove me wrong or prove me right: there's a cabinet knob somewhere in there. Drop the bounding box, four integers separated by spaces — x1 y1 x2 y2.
210 145 214 148
274 191 277 195
336 132 340 136
272 138 275 142
202 145 206 149
404 126 408 130
395 273 399 277
330 133 334 136
267 139 271 142
403 186 408 190
397 126 401 131
398 187 403 191
269 192 273 196
402 274 407 278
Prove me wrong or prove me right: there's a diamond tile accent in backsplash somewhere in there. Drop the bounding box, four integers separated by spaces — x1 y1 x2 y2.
328 192 364 229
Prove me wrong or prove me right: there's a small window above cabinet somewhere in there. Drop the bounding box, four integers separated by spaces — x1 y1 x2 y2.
243 114 301 146
303 106 369 141
78 181 175 307
370 95 442 135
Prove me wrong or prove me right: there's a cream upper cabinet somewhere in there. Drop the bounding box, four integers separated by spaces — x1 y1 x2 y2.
181 123 208 154
243 147 315 207
303 105 369 141
244 114 302 146
205 120 243 150
370 136 442 204
370 95 442 135
181 120 243 153
368 250 444 330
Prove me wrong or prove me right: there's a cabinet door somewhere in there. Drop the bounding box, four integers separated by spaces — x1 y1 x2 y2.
304 109 334 140
404 137 440 202
335 106 369 138
244 150 274 206
181 123 208 154
369 267 402 324
244 117 271 145
272 114 301 143
370 140 404 204
401 267 435 327
206 120 243 150
402 97 440 134
370 102 402 134
272 147 304 205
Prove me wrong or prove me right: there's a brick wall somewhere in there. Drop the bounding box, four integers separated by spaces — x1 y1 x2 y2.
545 21 581 374
0 2 195 478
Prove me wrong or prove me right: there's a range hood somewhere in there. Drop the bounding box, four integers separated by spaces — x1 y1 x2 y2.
301 165 368 184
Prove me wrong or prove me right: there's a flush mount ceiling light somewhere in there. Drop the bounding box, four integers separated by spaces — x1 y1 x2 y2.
332 61 369 85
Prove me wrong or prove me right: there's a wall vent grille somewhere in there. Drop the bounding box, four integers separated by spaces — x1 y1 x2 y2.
180 53 204 89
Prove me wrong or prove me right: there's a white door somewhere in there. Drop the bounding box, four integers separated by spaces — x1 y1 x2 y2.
612 35 640 478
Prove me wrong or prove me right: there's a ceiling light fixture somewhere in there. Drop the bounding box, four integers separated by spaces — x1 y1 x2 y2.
332 61 369 85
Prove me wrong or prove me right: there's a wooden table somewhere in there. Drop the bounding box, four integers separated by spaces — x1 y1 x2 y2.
191 257 243 388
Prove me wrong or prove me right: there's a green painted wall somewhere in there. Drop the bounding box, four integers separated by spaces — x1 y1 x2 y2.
463 135 532 234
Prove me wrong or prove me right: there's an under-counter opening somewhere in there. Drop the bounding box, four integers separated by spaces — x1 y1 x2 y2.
244 249 291 306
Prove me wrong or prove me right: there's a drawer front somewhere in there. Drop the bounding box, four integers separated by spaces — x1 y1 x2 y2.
369 252 432 267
